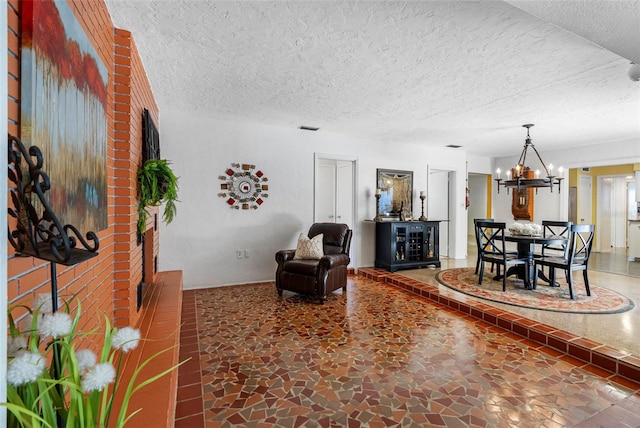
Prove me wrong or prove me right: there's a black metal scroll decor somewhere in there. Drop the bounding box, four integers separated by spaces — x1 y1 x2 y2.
7 134 99 266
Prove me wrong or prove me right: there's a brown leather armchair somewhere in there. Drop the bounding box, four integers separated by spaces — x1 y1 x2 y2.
275 223 352 303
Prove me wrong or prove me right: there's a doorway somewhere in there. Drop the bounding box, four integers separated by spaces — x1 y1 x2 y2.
467 173 490 236
597 175 635 251
428 168 455 258
599 177 613 251
579 175 593 225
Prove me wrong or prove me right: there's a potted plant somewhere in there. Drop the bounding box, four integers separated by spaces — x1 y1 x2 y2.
137 159 179 233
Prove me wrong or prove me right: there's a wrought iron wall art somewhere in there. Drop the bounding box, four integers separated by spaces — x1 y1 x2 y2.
218 163 269 210
8 134 100 402
8 135 99 266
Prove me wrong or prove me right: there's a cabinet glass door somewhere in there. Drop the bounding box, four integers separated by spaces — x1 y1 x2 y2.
407 229 424 261
425 225 436 259
394 226 406 261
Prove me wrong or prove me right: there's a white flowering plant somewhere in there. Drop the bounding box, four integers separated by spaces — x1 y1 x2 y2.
2 294 183 428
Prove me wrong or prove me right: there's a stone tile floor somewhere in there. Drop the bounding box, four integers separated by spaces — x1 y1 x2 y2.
176 274 640 427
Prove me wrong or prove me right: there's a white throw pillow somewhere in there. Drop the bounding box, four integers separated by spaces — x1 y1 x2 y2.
293 233 324 260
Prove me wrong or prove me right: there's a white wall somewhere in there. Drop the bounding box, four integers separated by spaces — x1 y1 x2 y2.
158 109 474 289
467 153 493 175
491 138 640 224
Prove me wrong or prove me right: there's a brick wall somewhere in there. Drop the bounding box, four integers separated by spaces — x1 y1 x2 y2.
113 28 160 328
6 0 158 343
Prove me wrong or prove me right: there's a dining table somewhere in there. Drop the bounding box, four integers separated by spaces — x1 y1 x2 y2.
496 234 569 289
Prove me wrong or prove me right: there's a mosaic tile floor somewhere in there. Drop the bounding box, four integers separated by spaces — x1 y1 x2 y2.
178 278 640 427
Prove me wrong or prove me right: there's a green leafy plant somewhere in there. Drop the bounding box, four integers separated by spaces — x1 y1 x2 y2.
137 159 179 233
2 295 185 428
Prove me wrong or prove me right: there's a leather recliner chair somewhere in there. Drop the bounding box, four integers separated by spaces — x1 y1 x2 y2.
275 223 352 303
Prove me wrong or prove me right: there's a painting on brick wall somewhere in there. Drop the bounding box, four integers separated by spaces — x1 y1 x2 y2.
21 0 108 233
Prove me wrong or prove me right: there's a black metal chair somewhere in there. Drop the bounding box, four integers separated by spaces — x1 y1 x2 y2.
533 224 595 299
474 218 494 274
536 220 572 284
476 221 528 291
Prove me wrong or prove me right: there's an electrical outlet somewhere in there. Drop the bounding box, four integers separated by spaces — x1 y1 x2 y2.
244 249 250 258
236 250 243 259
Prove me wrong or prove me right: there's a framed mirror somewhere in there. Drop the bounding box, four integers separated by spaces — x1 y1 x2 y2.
376 169 413 219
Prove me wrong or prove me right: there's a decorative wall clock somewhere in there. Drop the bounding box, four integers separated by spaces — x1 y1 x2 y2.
218 163 269 210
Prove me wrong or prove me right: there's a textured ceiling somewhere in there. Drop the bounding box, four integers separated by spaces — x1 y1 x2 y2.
104 1 640 157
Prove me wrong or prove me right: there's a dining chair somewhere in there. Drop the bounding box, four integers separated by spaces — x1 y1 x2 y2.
476 221 528 291
533 224 595 299
537 220 572 283
474 218 494 274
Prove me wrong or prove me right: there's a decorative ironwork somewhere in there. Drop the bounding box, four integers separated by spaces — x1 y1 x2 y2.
7 134 99 265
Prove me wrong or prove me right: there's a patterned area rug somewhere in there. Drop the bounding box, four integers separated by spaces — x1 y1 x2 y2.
435 267 634 314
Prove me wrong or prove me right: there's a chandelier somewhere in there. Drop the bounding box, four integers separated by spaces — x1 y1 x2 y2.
495 124 563 193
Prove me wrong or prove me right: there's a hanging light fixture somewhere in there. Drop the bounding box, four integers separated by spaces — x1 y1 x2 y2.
494 124 563 193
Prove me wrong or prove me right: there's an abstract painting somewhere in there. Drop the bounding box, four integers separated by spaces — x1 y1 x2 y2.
21 0 108 233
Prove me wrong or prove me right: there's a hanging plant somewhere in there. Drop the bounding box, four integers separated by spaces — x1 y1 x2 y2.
137 159 179 233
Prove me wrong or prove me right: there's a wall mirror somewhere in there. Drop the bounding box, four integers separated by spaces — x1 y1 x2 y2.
376 169 413 219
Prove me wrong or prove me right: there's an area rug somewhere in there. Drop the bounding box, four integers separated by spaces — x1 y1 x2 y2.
434 267 634 314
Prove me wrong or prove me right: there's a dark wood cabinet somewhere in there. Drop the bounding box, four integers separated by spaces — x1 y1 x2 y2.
375 221 440 272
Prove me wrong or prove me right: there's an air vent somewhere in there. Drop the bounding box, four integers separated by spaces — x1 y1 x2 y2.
582 167 590 172
446 145 462 148
298 126 320 131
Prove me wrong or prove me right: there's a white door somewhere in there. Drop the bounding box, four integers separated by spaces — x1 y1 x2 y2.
579 175 592 225
336 161 354 225
599 177 613 250
314 157 355 229
428 169 450 257
315 159 337 222
612 177 630 248
315 156 356 265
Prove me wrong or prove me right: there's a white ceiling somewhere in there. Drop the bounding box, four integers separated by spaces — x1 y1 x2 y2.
104 1 640 157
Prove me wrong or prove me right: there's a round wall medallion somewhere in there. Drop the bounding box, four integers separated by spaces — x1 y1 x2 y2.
218 163 269 210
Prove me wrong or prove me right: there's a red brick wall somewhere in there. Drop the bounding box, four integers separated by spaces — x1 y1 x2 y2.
7 0 158 340
113 28 160 328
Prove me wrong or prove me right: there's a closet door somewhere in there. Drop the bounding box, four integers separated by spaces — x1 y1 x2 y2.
314 158 354 228
315 159 337 223
335 160 354 226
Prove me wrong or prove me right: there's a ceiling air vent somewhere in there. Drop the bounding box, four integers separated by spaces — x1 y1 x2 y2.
298 126 320 131
446 145 462 148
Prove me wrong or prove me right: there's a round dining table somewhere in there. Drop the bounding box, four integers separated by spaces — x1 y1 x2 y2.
496 234 568 289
